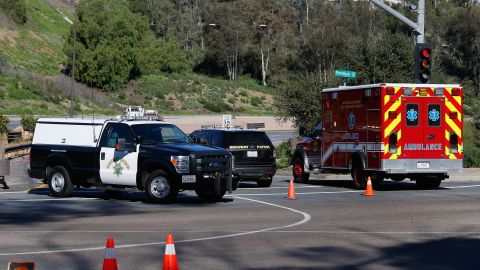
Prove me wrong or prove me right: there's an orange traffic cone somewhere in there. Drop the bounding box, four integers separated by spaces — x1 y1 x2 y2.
288 179 296 200
364 176 375 197
102 237 118 270
163 233 179 270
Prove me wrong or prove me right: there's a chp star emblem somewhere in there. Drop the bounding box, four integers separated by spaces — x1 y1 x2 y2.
113 162 124 177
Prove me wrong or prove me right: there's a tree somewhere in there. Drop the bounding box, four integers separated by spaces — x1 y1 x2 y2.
274 72 324 130
21 115 36 132
443 7 480 96
0 115 9 135
137 36 192 74
63 0 150 91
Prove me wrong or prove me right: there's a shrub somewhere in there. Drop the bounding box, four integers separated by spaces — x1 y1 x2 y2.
276 139 294 169
250 96 263 107
0 115 9 134
0 0 27 24
21 115 37 132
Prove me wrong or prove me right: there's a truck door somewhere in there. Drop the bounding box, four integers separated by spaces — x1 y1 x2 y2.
402 96 444 160
99 123 138 186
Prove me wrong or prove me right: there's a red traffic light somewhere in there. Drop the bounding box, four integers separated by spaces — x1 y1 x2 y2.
421 49 430 58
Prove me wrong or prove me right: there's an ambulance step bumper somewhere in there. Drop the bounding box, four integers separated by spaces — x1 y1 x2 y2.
382 159 462 174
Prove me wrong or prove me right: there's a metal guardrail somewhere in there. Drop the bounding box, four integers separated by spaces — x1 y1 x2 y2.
3 144 31 160
246 123 265 129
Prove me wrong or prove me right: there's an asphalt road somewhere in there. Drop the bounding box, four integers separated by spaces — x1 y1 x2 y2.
2 174 480 269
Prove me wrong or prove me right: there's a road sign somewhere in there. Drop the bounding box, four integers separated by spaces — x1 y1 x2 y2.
335 70 357 78
222 115 232 127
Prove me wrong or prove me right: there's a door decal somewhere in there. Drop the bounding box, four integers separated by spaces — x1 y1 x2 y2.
407 108 417 122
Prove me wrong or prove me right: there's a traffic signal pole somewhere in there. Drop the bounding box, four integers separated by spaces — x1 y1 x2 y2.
369 0 425 44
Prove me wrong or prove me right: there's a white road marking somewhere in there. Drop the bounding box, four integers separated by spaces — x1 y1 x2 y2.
0 196 311 256
3 198 99 202
227 190 363 196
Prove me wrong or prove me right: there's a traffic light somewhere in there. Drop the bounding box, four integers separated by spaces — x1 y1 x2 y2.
414 43 432 84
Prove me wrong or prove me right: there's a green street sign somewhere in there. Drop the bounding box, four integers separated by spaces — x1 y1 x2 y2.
335 70 357 78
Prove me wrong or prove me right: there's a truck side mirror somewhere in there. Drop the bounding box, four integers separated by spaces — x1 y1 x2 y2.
190 135 199 143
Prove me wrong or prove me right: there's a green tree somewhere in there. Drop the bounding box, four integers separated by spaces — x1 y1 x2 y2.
137 36 192 74
463 121 480 167
274 72 323 131
21 115 36 132
63 0 149 91
0 0 27 24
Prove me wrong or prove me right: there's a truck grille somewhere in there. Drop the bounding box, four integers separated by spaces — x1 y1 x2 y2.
194 154 231 173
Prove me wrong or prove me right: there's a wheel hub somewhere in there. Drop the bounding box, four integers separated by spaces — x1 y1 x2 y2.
52 172 65 192
151 177 169 198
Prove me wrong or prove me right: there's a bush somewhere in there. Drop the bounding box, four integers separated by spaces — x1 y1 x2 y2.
0 0 27 24
250 96 263 107
464 121 480 168
276 139 294 169
21 115 36 132
0 115 9 134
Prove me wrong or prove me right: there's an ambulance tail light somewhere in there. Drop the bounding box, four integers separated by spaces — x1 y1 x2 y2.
450 132 458 154
452 88 461 96
449 112 457 119
388 132 398 154
386 87 395 95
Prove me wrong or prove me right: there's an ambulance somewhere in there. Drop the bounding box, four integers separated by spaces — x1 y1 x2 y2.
293 83 463 189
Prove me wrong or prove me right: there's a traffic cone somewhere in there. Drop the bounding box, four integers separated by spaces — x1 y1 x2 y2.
287 179 296 200
163 233 179 270
102 237 118 270
364 176 375 197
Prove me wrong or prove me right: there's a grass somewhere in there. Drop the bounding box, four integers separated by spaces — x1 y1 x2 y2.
0 0 70 74
132 72 275 115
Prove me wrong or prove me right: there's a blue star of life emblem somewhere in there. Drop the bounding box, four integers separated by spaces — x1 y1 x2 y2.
113 162 124 177
429 109 440 122
348 113 355 129
407 109 417 122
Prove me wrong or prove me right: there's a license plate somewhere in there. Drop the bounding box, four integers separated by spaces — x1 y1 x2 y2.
417 162 430 169
247 151 258 158
182 175 196 183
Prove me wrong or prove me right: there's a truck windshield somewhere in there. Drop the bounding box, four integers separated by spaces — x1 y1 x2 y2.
131 124 191 144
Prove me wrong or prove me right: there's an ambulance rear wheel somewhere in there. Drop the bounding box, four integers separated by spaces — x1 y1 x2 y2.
416 178 441 189
352 160 367 190
293 157 310 184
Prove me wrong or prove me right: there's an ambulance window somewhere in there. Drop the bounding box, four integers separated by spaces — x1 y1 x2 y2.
406 104 419 126
428 104 441 127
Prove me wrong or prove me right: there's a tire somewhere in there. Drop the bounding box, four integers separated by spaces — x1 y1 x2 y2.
48 166 73 197
293 157 310 184
416 178 442 189
257 178 273 188
351 159 367 190
195 188 226 203
145 170 178 203
371 174 384 188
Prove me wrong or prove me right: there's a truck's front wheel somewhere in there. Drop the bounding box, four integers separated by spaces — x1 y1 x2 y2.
145 171 178 203
48 166 73 197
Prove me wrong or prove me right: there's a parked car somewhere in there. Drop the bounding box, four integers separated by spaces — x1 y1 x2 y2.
190 128 276 187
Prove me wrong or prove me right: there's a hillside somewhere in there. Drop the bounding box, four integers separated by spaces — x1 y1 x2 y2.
0 0 275 116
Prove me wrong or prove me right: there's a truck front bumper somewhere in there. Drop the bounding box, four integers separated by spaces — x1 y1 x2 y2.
382 159 462 175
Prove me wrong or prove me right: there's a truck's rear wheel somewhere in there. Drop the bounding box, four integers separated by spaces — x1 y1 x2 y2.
145 170 178 203
416 177 442 189
293 157 310 184
48 166 73 197
351 159 367 190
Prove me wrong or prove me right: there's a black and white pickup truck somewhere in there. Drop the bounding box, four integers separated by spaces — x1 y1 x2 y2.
28 118 234 203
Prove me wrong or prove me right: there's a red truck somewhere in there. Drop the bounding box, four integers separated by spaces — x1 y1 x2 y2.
293 83 463 189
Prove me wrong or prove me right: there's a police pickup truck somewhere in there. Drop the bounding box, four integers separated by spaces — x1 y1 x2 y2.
28 117 233 203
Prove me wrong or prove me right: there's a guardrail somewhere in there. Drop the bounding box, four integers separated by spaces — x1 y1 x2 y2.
3 144 31 160
246 123 265 129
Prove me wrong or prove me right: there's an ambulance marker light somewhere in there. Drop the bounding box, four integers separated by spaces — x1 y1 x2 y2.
386 87 395 95
403 87 412 96
435 88 444 96
450 132 459 153
449 112 458 119
388 111 398 119
452 88 461 96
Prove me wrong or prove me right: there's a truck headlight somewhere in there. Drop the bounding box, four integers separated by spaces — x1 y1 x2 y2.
171 156 189 173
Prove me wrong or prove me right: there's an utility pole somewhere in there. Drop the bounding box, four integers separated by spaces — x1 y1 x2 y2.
369 0 425 44
233 32 238 119
70 3 77 118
